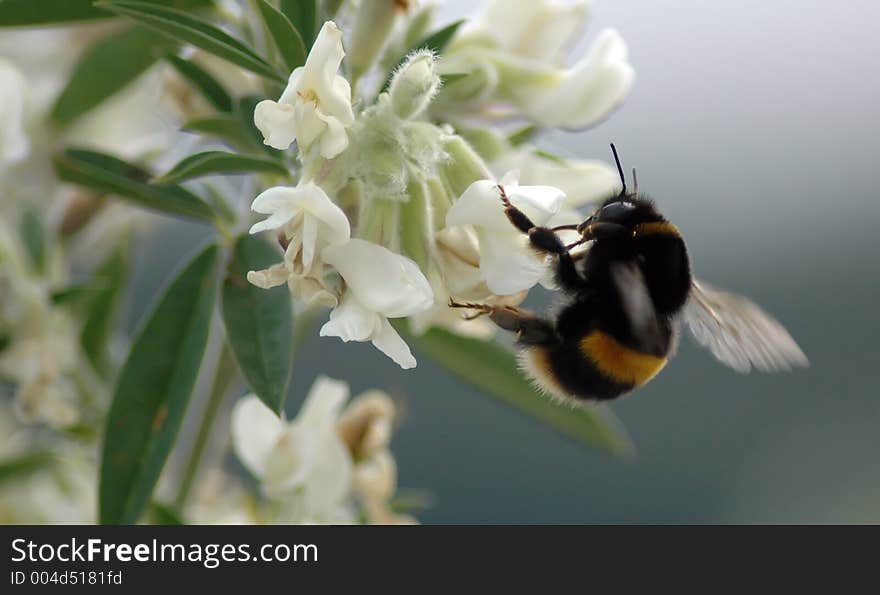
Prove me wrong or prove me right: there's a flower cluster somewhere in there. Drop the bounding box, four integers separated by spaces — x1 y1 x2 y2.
0 0 635 525
247 2 634 368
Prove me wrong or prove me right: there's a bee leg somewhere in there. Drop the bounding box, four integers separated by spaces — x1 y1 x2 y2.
449 300 556 345
500 198 588 291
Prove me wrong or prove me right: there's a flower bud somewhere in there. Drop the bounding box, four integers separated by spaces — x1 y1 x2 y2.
389 50 440 120
348 0 400 82
440 135 492 197
399 171 434 270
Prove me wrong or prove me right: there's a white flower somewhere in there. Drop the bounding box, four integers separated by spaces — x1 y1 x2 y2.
231 378 354 522
0 58 29 167
460 0 590 64
445 172 564 295
491 149 621 208
254 21 354 157
511 29 634 130
247 180 351 307
442 0 634 130
319 239 434 369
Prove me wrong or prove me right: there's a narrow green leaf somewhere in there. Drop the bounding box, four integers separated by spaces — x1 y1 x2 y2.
0 0 214 26
18 208 46 274
149 501 185 525
165 54 234 112
0 452 53 485
508 124 539 147
97 1 285 82
256 0 306 73
280 0 317 46
80 240 130 373
182 115 257 151
51 284 93 307
99 244 219 525
533 149 567 164
53 148 215 221
402 324 634 456
439 72 469 87
51 26 170 127
382 20 465 92
157 151 288 184
416 20 465 54
221 235 293 414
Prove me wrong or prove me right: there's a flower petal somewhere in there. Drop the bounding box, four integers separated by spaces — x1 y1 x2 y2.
446 176 564 232
531 29 634 130
492 150 621 206
371 319 417 369
302 22 345 99
262 425 316 496
322 239 434 318
297 375 350 430
249 186 301 233
319 292 381 342
316 111 349 158
301 427 353 515
254 100 298 150
300 212 318 271
479 231 550 295
247 264 288 289
231 394 285 479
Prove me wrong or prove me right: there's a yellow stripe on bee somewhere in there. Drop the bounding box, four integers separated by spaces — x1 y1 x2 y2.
580 331 668 386
632 221 681 238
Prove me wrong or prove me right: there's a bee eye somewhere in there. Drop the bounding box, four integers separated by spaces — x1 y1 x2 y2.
598 201 636 221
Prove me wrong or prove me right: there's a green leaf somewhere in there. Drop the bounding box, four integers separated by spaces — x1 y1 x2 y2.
280 0 317 46
0 0 214 26
99 244 219 525
18 207 46 274
416 20 465 54
53 148 215 222
221 235 293 414
402 324 634 456
508 124 539 147
382 20 465 92
182 115 257 151
0 452 52 485
532 149 567 165
51 26 170 127
165 54 233 112
149 501 185 525
439 72 469 87
97 1 285 82
256 0 306 73
157 151 289 184
80 240 130 373
51 284 93 307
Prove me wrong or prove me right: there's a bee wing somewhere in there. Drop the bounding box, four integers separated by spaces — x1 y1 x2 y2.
610 262 664 354
682 279 809 373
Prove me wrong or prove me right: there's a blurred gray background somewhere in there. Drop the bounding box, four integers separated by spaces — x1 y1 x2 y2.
139 0 880 522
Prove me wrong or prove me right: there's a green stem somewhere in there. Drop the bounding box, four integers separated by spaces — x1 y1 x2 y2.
174 342 238 510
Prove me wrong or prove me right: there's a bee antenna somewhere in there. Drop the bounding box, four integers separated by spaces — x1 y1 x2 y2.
610 143 626 196
632 167 639 195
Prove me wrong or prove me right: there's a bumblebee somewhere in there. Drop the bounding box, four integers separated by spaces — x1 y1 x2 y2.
450 145 808 401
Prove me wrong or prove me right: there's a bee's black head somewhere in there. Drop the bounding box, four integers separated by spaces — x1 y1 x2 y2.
591 194 663 227
575 144 665 237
